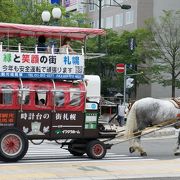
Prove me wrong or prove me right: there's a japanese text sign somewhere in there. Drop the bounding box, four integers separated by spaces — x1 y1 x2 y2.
0 52 84 80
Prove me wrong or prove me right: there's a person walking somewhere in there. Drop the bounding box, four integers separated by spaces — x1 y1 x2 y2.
117 103 126 126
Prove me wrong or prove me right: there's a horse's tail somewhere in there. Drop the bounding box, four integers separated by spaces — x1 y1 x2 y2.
124 101 138 139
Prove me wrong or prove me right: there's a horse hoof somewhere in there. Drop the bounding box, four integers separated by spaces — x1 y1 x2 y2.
174 150 180 156
174 148 180 156
174 152 180 156
140 152 147 156
129 147 135 153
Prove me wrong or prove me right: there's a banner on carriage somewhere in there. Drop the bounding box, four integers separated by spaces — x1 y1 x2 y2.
0 52 84 80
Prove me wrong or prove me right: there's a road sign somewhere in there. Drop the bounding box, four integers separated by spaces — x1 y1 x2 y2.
129 37 136 51
116 63 125 73
126 78 134 88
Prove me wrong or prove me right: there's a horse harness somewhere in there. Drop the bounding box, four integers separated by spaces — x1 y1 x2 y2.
170 98 180 109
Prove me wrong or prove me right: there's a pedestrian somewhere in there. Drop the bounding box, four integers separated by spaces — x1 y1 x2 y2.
117 103 126 126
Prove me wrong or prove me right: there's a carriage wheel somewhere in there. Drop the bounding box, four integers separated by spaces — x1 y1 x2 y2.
86 140 106 159
0 128 29 162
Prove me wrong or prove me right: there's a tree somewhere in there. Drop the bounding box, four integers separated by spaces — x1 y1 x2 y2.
0 0 21 23
145 10 180 97
85 29 150 97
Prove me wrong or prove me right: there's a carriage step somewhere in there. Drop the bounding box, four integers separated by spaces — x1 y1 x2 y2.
99 131 117 138
100 129 116 133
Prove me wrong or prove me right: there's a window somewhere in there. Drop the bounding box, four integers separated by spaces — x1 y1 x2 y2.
70 88 81 106
105 16 113 29
0 85 13 105
89 0 95 11
97 18 104 28
18 86 30 104
115 13 123 27
125 11 134 25
101 0 105 8
35 89 47 106
54 90 64 107
90 21 95 28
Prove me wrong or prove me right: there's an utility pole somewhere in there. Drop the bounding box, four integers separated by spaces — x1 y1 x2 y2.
98 0 102 52
81 1 131 51
123 64 127 105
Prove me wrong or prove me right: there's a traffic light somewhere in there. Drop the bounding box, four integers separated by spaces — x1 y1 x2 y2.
126 78 134 88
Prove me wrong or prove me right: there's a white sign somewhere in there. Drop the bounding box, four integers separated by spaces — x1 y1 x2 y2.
0 52 84 80
86 103 98 110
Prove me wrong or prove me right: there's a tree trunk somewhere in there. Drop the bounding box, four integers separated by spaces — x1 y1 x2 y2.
172 75 176 98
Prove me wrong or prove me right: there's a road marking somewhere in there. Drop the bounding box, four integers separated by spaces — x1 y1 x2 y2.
0 141 157 165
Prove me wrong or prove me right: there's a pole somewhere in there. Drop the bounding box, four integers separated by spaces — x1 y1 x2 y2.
123 64 126 105
98 0 102 52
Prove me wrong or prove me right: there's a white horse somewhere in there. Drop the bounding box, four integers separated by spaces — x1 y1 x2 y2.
125 97 180 156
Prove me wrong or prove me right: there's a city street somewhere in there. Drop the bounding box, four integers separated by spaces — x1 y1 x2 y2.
0 136 180 179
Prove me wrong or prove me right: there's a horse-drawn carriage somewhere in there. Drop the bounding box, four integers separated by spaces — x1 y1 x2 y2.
0 23 118 162
0 23 180 163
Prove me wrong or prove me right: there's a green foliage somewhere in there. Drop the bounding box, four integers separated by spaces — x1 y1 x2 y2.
0 0 21 23
144 10 180 97
0 1 91 48
86 29 150 96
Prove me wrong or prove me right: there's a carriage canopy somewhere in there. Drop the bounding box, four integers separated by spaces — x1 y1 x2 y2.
0 22 105 40
0 23 105 80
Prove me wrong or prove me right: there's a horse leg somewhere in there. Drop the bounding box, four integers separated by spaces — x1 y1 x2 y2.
129 131 147 156
174 130 180 156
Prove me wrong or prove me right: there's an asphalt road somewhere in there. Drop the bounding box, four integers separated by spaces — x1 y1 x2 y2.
111 136 178 159
0 137 180 180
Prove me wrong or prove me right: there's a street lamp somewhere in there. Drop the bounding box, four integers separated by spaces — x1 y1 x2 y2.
41 10 51 24
41 7 62 54
41 7 62 25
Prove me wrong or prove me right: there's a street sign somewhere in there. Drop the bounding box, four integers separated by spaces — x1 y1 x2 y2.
128 37 136 51
116 63 125 73
126 77 134 88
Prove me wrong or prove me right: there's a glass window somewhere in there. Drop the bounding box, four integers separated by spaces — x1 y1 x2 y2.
0 85 13 105
35 90 47 106
115 13 123 27
101 0 105 8
18 86 30 105
125 11 134 25
89 0 95 11
97 18 104 28
90 21 95 28
105 16 113 29
70 88 81 106
54 90 64 107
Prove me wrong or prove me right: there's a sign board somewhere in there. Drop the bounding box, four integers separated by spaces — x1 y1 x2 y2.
0 52 84 80
129 37 136 51
116 63 125 73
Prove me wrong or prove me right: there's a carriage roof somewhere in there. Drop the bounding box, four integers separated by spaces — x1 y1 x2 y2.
0 23 105 80
0 22 105 40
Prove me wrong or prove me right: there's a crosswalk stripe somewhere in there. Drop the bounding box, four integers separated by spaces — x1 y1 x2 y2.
0 141 156 164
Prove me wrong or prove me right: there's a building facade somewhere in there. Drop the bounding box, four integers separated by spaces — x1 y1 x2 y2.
62 0 180 98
